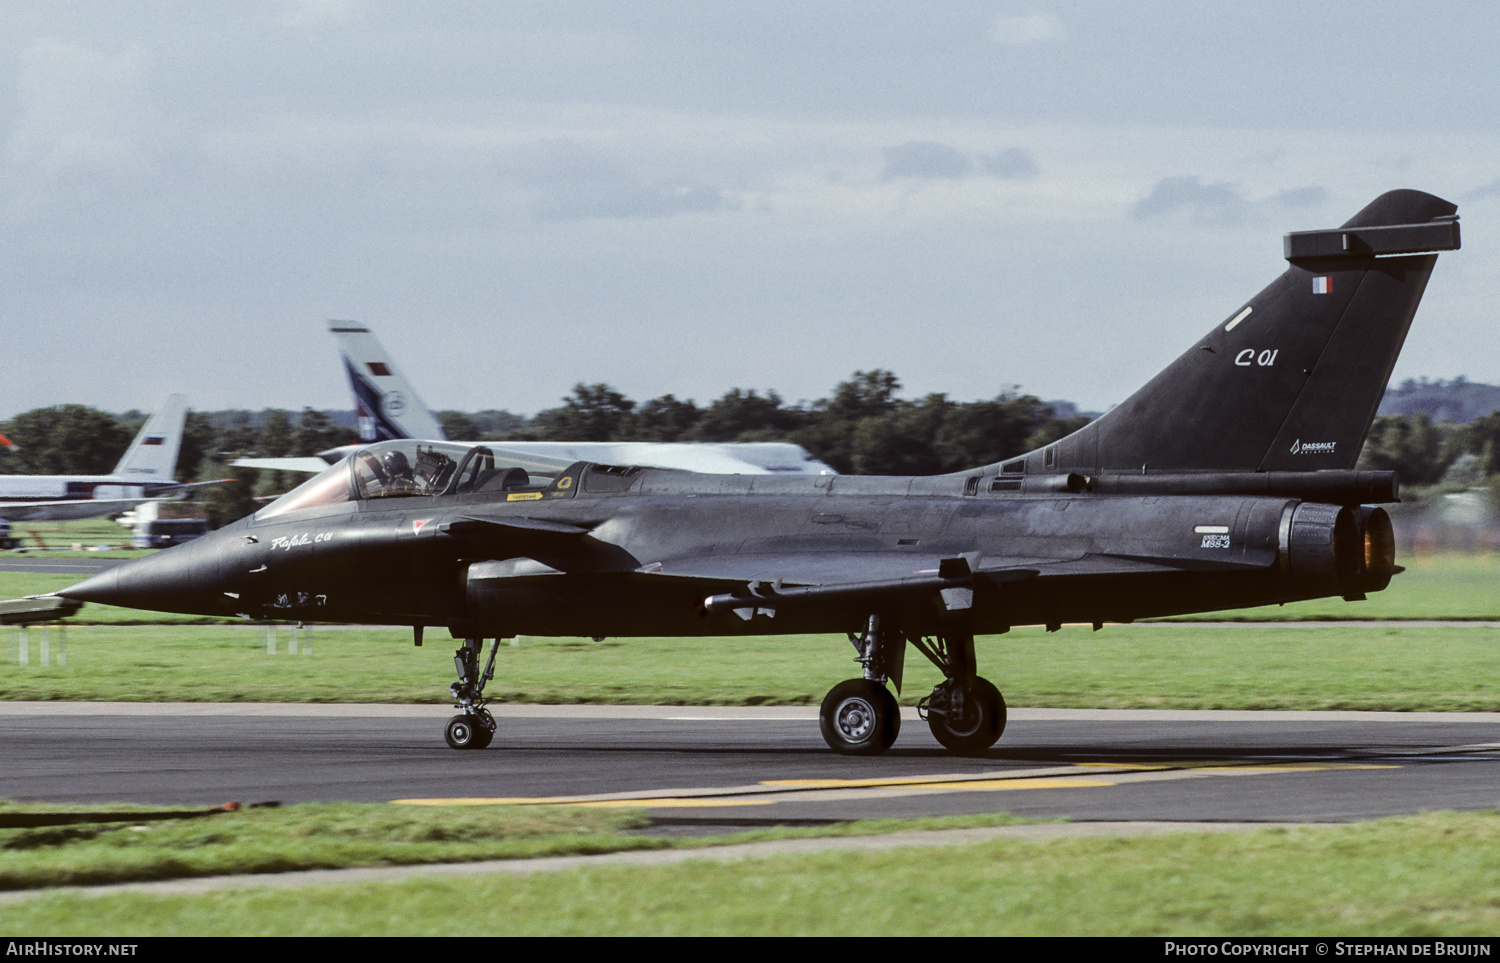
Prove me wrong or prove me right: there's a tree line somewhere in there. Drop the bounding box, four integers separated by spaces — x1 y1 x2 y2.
4 372 1499 527
475 370 1091 476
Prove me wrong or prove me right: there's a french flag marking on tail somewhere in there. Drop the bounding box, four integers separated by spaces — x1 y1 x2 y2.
1312 276 1332 295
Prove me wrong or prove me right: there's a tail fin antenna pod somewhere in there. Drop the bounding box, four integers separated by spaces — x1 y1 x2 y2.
112 394 188 479
988 190 1459 476
328 321 447 443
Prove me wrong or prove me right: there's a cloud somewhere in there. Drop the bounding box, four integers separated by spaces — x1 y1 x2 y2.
505 138 737 221
1269 186 1328 208
531 183 732 221
8 39 152 173
1128 177 1332 223
980 147 1039 179
273 0 365 27
1462 179 1500 202
1132 178 1330 225
990 14 1065 46
882 141 972 180
1132 176 1249 225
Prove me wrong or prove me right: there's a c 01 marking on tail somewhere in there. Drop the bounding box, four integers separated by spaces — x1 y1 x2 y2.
1235 349 1278 367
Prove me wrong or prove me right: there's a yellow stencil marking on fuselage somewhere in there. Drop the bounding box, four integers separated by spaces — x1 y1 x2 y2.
506 492 544 502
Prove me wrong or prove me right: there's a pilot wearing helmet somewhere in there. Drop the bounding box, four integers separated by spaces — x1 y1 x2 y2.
381 450 421 495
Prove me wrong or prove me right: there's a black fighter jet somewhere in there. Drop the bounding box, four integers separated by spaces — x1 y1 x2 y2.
55 189 1461 756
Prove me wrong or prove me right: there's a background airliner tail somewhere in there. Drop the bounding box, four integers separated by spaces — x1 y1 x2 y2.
111 394 188 480
328 321 446 442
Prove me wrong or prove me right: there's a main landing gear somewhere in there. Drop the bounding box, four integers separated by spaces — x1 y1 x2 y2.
817 616 1006 756
910 635 1006 754
445 637 498 750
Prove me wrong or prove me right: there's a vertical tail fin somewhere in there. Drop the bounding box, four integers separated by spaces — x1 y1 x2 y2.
993 190 1459 476
327 321 447 442
112 394 188 479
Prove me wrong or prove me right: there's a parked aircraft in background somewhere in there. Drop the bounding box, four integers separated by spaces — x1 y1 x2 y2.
0 395 216 522
331 321 446 444
55 191 1460 754
231 322 836 476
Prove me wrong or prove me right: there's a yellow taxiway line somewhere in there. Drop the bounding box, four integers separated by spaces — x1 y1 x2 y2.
393 759 1397 808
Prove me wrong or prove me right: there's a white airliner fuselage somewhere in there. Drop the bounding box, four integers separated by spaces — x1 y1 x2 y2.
0 395 204 522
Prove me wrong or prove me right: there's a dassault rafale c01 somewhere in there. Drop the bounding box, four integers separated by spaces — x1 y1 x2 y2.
55 190 1461 755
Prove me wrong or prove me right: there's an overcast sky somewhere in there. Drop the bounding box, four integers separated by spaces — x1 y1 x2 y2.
3 1 1499 419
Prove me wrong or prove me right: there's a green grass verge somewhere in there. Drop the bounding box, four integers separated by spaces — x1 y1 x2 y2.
5 812 1500 935
2 622 1499 709
0 801 654 891
1165 553 1500 620
6 517 136 550
2 553 1498 709
0 572 232 624
6 551 1500 625
0 798 1036 892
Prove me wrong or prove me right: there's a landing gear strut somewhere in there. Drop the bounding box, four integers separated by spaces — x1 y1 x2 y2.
818 616 903 755
445 637 498 750
911 633 1006 754
817 620 1007 756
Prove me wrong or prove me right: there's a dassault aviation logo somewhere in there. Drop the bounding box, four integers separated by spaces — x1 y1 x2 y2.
1290 439 1337 455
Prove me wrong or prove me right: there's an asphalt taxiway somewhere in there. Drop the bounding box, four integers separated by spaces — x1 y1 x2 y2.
1 703 1496 827
0 556 122 575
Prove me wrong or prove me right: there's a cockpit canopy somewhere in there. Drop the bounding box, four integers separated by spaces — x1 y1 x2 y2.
255 440 578 520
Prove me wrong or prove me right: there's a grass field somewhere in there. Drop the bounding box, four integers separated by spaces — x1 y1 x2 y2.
5 812 1500 935
0 800 1037 892
0 572 224 624
0 801 654 891
2 553 1498 708
5 517 140 554
3 621 1500 710
6 551 1500 625
1169 553 1500 620
2 554 1497 933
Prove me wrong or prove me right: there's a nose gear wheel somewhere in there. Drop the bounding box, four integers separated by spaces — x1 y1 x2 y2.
446 637 500 750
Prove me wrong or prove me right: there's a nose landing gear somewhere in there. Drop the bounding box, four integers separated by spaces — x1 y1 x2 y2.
818 615 907 755
820 678 901 755
445 637 498 750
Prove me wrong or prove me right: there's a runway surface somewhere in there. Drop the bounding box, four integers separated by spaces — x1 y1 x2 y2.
0 556 122 575
2 703 1497 827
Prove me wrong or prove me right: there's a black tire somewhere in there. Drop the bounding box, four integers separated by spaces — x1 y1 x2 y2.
819 679 900 755
444 714 482 750
471 709 495 749
928 677 1006 754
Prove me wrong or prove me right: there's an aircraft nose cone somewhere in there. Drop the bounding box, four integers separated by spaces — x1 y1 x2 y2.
58 566 122 605
58 538 227 616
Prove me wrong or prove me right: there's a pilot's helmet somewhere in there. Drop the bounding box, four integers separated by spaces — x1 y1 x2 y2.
382 450 412 478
